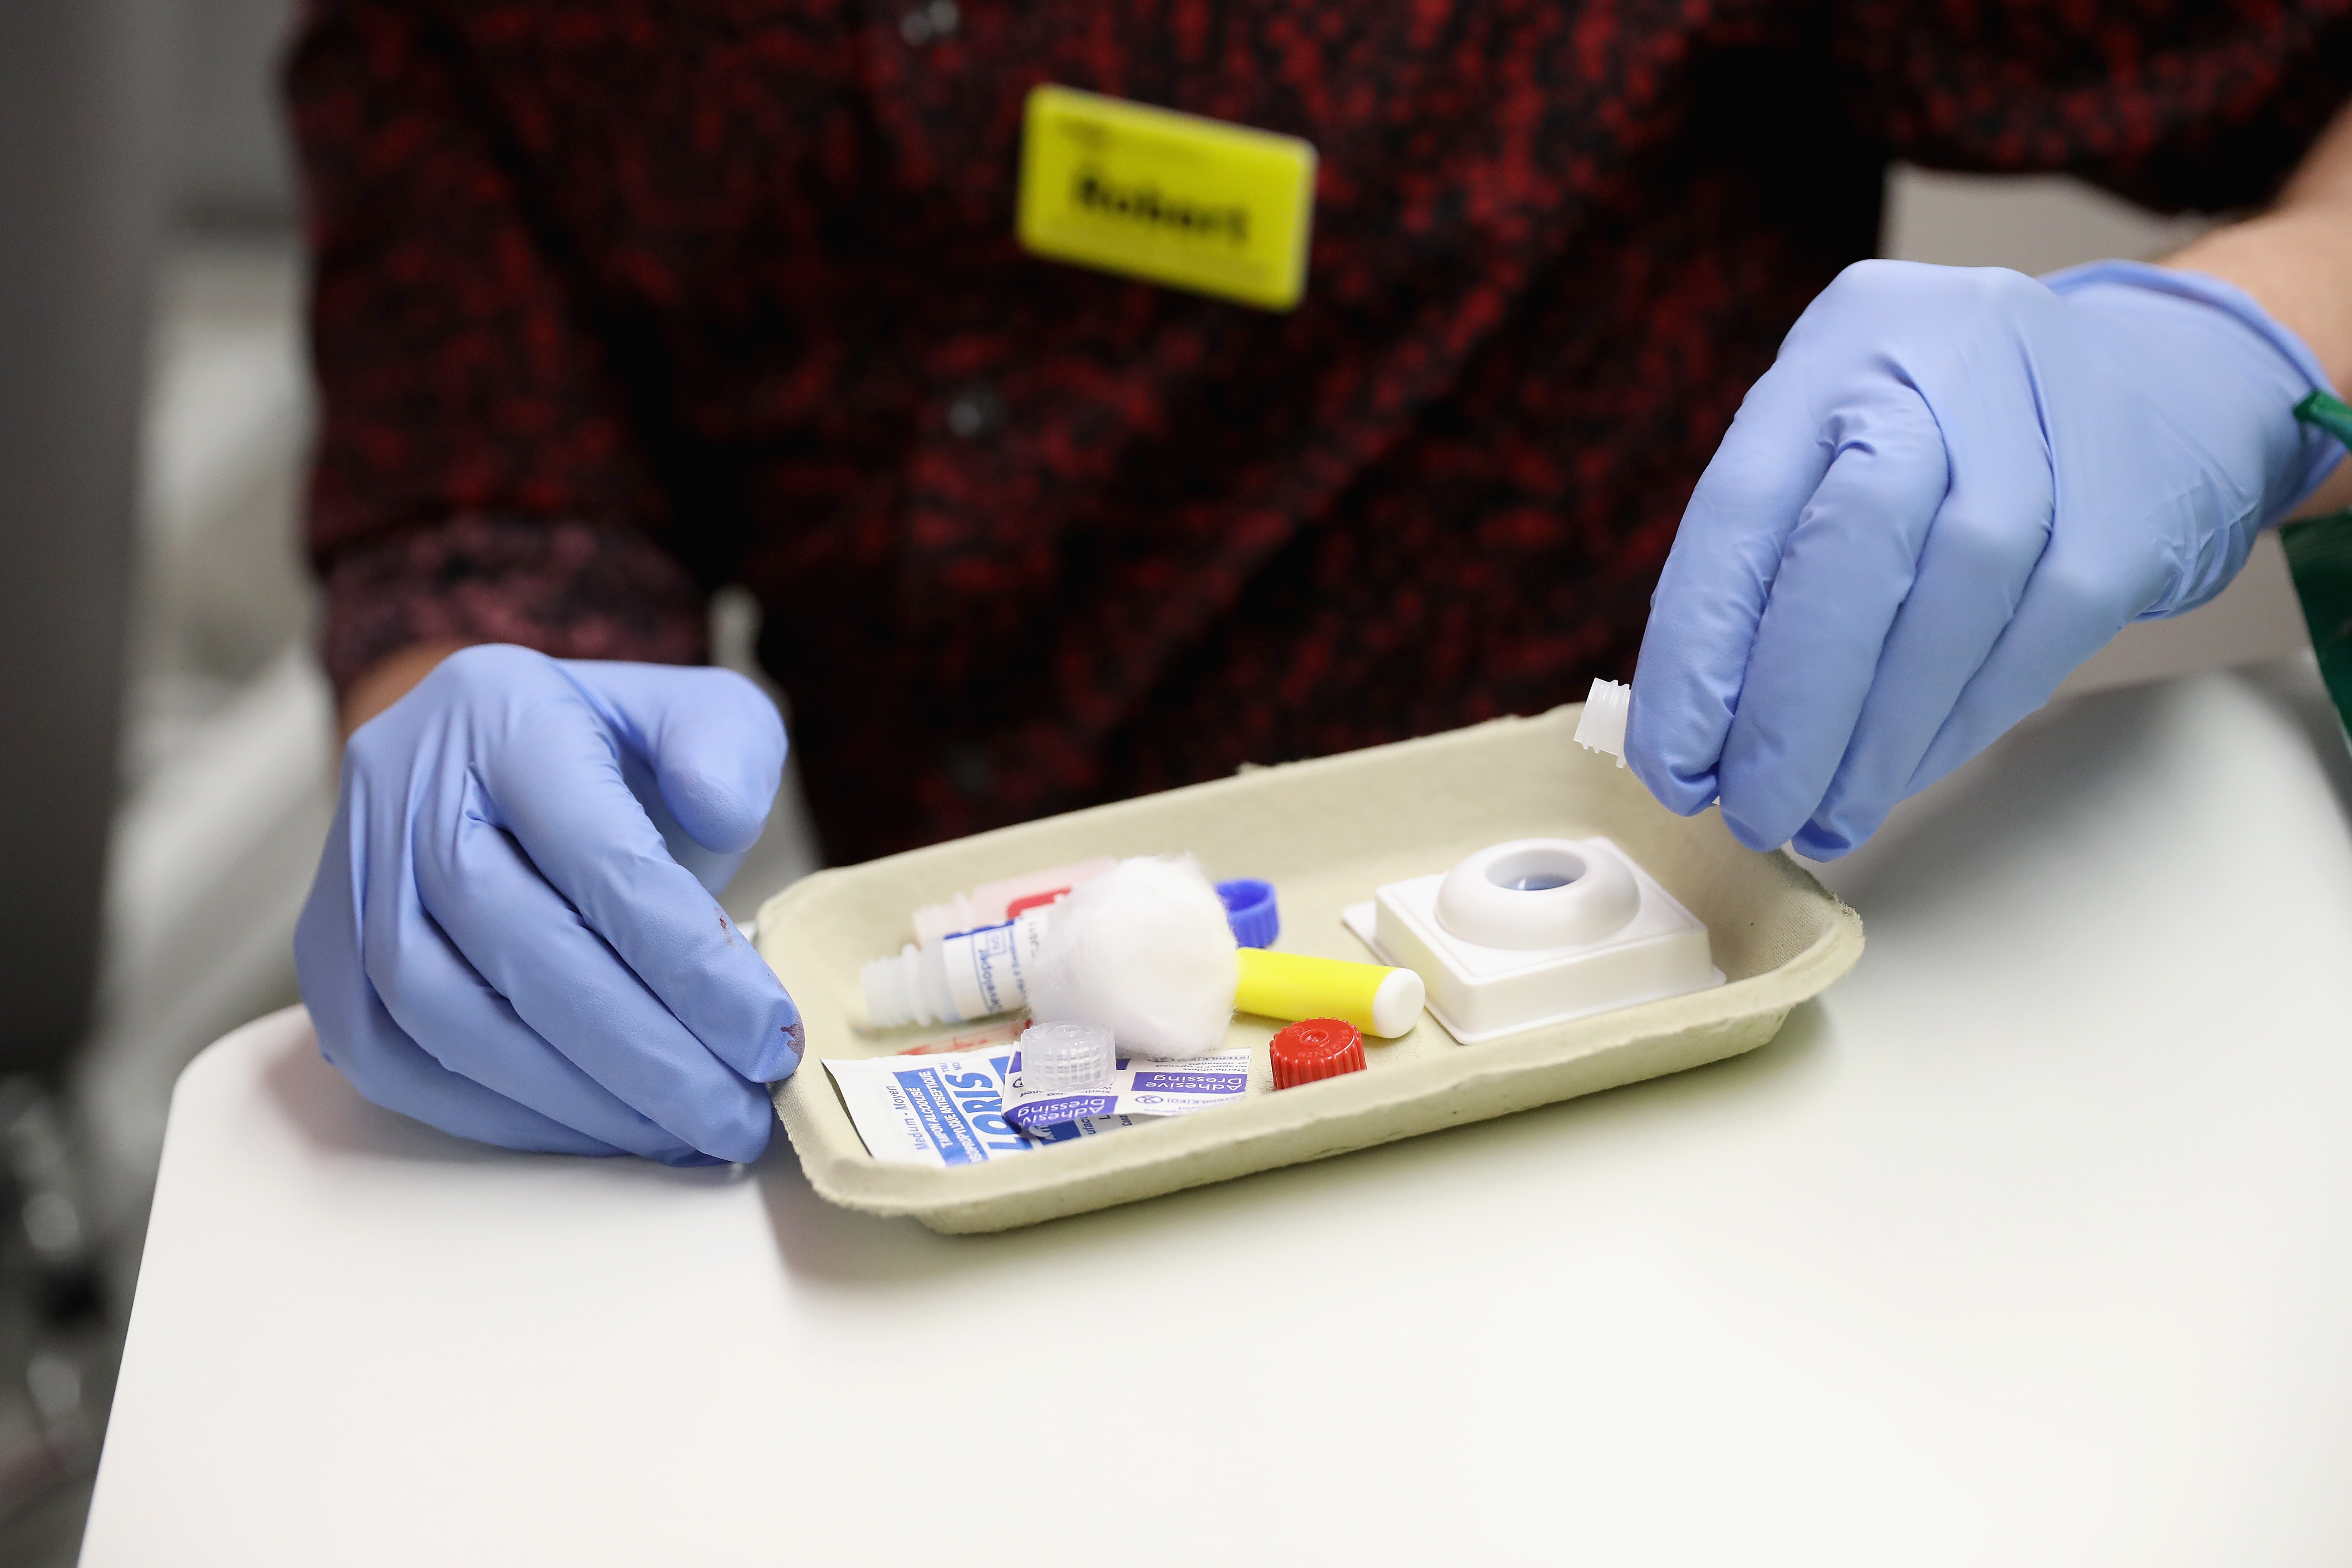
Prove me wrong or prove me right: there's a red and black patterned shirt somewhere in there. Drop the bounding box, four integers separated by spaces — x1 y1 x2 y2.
290 0 2352 863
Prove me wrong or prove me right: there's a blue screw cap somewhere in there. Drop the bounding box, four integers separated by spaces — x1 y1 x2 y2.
1216 878 1280 949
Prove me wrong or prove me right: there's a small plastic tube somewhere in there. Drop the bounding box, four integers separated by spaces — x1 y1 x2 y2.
1233 949 1424 1038
1021 1020 1117 1094
1574 678 1629 767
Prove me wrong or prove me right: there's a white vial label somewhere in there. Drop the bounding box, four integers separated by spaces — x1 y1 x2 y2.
942 909 1050 1021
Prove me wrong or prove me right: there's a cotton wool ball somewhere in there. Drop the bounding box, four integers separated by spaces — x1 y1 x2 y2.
1025 855 1237 1059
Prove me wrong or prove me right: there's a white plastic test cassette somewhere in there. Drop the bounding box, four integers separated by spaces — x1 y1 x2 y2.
1342 836 1724 1044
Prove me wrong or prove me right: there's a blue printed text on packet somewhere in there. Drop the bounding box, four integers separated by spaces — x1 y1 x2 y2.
825 1026 1142 1167
1002 1048 1253 1133
824 1026 1253 1166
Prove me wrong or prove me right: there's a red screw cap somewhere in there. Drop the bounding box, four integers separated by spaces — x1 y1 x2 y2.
1269 1017 1367 1090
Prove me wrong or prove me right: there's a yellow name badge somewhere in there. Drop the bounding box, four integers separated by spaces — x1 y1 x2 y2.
1015 84 1317 312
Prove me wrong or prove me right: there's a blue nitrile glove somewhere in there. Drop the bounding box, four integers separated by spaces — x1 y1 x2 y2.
1629 259 2343 859
294 645 801 1164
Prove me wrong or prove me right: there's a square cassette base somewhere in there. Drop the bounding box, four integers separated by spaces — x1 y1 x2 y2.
1342 836 1724 1044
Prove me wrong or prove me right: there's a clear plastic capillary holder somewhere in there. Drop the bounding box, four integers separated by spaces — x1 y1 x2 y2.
1020 1020 1118 1095
1574 679 1629 767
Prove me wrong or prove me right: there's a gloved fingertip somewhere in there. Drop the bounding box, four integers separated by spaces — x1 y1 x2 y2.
709 1122 773 1166
1661 780 1721 818
1718 806 1789 855
1789 824 1857 861
659 763 776 856
654 1148 731 1169
665 675 788 845
685 1087 775 1166
567 661 787 853
704 984 807 1084
1623 726 1720 815
746 1016 805 1084
1626 763 1698 818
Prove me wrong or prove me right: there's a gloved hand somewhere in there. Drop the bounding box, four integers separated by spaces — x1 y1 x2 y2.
294 645 801 1164
1629 259 2343 859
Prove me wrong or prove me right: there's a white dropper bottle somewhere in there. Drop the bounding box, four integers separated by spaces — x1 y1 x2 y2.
861 906 1055 1028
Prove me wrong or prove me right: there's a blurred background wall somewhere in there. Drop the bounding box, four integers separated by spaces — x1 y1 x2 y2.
0 1 2318 1557
176 0 298 226
0 0 186 1552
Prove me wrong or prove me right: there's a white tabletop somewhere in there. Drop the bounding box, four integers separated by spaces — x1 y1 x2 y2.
81 659 2352 1567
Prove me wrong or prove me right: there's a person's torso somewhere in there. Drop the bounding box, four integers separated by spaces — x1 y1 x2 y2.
441 0 1882 856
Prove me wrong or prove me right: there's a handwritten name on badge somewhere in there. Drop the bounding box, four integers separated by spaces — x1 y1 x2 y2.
1015 84 1317 312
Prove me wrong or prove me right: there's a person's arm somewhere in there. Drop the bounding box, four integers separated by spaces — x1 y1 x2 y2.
2168 98 2352 516
1629 2 2352 859
288 0 793 1167
291 0 707 741
1624 1 2352 859
340 640 470 740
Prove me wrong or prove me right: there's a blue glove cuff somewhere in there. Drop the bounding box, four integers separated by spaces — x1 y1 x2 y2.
2042 258 2346 518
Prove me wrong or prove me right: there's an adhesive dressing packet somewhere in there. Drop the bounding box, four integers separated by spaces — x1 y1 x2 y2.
824 1034 1142 1168
823 1030 1251 1167
1003 1048 1251 1135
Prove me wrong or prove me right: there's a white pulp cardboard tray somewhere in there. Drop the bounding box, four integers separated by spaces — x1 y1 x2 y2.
757 703 1863 1234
